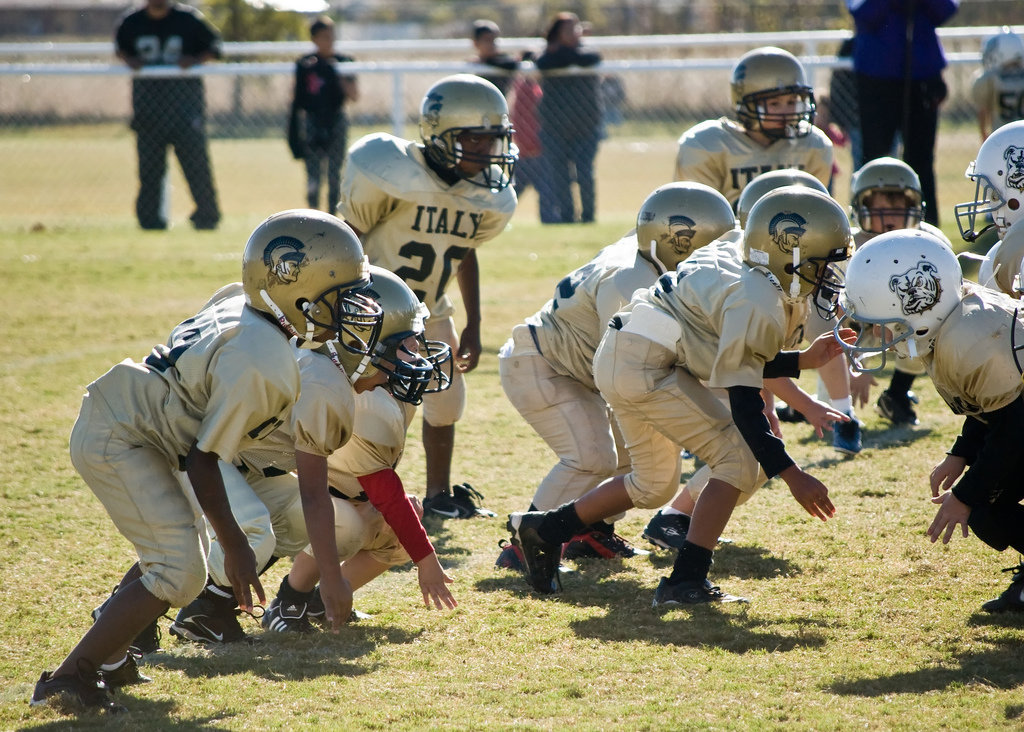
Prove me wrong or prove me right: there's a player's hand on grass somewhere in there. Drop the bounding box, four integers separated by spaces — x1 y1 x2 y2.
416 553 457 610
318 572 353 633
222 540 266 613
779 465 835 521
929 454 966 497
927 491 970 544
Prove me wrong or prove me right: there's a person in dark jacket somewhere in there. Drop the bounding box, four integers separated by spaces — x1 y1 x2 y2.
288 16 358 213
535 12 602 224
846 0 959 226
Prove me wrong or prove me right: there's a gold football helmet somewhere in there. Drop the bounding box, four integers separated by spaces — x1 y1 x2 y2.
744 186 851 314
850 157 924 234
241 209 382 354
636 182 737 273
328 266 452 401
736 169 828 227
419 73 517 191
731 46 815 139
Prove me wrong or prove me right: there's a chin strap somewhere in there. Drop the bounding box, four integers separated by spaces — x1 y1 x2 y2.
789 245 802 299
260 289 300 339
646 239 669 274
326 340 371 385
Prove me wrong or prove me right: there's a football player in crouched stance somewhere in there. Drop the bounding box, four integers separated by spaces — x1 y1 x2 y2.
839 230 1024 615
33 209 381 712
262 267 458 632
337 73 518 521
508 187 854 604
497 182 737 566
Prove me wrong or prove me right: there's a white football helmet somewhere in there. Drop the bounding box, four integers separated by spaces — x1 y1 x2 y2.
419 73 517 191
838 230 963 372
636 182 737 273
955 120 1024 241
982 27 1024 71
241 209 382 352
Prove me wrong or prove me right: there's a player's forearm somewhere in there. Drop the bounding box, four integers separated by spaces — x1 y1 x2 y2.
358 469 434 562
296 451 343 577
185 444 247 548
457 251 481 326
727 385 795 478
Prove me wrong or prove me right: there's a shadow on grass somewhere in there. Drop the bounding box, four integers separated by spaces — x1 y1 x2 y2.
644 542 800 580
828 633 1024 695
28 696 234 730
148 622 422 682
419 514 472 566
475 573 827 653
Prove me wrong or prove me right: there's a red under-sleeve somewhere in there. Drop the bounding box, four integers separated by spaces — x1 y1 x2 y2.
357 469 434 563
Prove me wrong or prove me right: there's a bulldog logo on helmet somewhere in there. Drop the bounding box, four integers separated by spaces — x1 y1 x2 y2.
667 215 697 256
889 260 942 316
263 236 307 285
1005 145 1024 191
768 211 807 254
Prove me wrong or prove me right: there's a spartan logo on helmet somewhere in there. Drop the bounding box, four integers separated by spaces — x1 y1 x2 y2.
667 215 697 257
1005 145 1024 191
263 236 307 285
768 211 807 254
423 92 444 129
889 261 942 316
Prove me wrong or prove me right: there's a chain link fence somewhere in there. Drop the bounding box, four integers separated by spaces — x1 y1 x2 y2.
0 29 1007 228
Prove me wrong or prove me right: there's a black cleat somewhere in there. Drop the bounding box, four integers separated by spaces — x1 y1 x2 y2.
507 512 561 594
562 530 650 559
262 596 313 633
100 650 151 691
981 562 1024 613
31 660 126 713
642 511 691 550
652 577 749 607
169 589 247 644
876 390 919 426
424 483 496 519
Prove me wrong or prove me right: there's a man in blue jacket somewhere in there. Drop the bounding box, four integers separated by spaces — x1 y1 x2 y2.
846 0 959 226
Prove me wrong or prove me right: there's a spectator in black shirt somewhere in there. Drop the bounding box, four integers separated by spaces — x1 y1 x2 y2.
115 0 221 230
288 16 359 213
536 12 602 224
470 19 519 97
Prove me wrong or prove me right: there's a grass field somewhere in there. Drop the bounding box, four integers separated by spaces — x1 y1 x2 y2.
2 127 1023 730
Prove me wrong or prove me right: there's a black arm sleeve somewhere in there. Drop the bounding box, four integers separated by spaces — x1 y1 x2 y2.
951 398 1024 508
727 385 796 479
762 351 800 379
947 415 988 464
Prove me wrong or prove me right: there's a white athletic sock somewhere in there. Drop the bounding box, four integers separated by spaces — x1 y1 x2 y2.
662 506 685 516
831 396 853 415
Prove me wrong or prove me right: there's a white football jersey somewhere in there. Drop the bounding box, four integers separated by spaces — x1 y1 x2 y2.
338 133 517 316
86 283 300 468
971 66 1024 133
674 117 833 205
527 233 661 390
